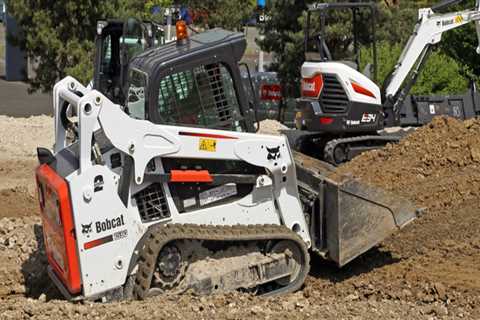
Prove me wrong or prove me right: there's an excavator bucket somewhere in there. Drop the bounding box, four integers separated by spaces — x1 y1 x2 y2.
293 152 417 266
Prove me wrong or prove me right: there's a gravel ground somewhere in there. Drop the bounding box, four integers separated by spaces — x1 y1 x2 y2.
0 116 478 319
0 115 53 217
0 115 53 161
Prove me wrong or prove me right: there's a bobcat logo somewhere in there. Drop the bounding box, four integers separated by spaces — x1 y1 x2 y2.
94 175 104 192
81 223 93 235
267 146 281 161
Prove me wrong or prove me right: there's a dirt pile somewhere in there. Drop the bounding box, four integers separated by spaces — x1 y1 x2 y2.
259 117 480 316
0 216 51 298
259 119 288 135
337 116 480 210
330 116 480 314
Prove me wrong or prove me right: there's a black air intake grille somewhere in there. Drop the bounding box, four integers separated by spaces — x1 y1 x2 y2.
320 74 349 113
134 183 170 223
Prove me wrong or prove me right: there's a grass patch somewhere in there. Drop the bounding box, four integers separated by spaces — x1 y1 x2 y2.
0 24 4 60
0 42 4 60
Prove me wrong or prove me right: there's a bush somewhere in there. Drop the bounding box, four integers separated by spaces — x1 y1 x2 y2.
360 41 468 95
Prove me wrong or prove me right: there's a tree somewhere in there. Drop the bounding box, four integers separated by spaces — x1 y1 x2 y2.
183 0 256 31
440 23 480 83
257 0 307 97
5 0 171 92
361 41 468 95
414 50 468 95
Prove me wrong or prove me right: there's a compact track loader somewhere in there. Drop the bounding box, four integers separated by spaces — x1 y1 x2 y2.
35 24 417 301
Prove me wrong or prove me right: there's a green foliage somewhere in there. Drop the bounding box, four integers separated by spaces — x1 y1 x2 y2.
5 0 171 92
359 41 403 85
361 41 468 95
184 0 256 31
257 0 307 96
414 51 469 95
441 24 480 83
0 42 4 60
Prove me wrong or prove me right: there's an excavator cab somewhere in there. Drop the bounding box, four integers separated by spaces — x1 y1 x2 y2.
304 2 378 81
296 2 384 144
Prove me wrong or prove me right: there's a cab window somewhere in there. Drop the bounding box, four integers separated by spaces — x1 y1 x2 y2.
126 69 147 120
156 63 245 131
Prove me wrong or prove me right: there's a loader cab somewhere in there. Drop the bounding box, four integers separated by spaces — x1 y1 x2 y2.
93 19 162 104
124 26 257 133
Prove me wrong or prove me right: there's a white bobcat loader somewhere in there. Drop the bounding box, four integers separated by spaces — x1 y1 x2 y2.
35 23 417 301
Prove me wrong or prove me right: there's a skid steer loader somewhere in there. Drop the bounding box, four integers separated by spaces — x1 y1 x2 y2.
35 22 417 301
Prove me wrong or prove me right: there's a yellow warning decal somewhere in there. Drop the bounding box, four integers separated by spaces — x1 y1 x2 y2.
199 138 217 152
455 15 463 24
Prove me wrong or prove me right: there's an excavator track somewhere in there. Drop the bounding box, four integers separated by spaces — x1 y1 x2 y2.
133 224 310 299
324 135 401 165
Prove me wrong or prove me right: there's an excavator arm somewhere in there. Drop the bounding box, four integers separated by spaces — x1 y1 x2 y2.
384 0 480 118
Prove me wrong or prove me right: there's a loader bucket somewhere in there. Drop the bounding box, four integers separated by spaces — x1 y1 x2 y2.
323 177 416 266
293 152 417 267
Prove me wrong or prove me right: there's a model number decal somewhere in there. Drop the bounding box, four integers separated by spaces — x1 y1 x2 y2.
347 113 377 126
199 138 217 152
113 229 128 241
83 229 129 250
361 113 377 123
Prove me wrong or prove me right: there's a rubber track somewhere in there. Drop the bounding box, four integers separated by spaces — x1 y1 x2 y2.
133 224 310 299
324 135 401 165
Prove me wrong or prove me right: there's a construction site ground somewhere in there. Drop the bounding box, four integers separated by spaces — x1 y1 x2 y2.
0 116 479 319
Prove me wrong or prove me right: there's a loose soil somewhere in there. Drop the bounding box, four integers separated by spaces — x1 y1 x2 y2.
0 115 52 218
0 116 478 319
